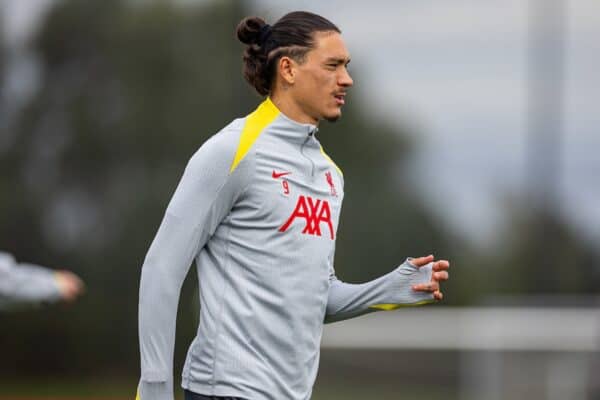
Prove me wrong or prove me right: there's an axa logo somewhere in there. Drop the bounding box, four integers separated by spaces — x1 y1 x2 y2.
279 195 334 239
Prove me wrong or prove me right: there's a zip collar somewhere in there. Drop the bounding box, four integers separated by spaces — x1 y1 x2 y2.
264 97 319 140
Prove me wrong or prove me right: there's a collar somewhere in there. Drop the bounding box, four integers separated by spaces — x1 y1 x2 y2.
263 97 318 139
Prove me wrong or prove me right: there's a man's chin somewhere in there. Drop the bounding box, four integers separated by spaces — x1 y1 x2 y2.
323 110 342 123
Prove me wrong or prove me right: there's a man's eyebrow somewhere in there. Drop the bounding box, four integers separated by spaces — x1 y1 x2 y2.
324 57 351 64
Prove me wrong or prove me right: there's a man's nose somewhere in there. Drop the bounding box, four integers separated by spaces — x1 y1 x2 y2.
339 68 353 87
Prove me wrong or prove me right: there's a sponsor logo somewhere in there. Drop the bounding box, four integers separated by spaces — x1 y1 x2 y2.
279 195 334 239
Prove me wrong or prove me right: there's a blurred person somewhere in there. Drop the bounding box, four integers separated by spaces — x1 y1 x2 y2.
137 11 449 400
0 251 84 309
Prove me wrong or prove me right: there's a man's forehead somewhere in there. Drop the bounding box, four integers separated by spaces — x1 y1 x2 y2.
311 31 351 61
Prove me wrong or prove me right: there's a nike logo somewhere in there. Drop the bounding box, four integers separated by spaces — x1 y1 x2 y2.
272 170 292 179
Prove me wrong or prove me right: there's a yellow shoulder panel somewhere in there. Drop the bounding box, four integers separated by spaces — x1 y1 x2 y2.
369 300 435 311
230 98 280 173
319 145 343 177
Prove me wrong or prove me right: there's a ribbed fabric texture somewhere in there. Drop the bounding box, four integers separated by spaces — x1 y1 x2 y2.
325 259 434 323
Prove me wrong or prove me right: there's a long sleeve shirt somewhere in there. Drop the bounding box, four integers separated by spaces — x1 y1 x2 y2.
0 251 62 309
137 98 434 400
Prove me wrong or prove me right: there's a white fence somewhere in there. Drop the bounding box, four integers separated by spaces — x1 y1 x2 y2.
322 307 600 352
322 306 600 400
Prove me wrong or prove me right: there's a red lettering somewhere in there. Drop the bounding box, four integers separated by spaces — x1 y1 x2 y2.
302 196 322 236
279 195 335 239
317 200 334 239
279 195 308 233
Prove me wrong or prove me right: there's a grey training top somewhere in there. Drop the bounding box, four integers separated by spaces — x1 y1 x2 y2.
137 98 434 400
0 251 62 309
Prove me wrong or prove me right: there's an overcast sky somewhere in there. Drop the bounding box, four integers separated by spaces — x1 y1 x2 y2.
2 0 599 246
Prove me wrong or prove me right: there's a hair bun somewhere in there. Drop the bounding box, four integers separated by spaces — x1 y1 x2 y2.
236 16 268 45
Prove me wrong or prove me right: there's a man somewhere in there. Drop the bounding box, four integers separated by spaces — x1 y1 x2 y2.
137 11 449 400
0 251 84 309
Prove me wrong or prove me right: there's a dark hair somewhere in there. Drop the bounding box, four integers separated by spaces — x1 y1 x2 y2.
236 11 340 96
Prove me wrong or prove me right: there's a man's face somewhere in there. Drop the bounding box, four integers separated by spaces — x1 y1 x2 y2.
291 32 353 123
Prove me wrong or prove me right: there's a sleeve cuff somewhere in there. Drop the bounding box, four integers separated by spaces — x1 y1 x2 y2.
137 379 173 400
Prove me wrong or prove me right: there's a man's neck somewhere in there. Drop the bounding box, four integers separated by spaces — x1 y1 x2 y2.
270 93 319 126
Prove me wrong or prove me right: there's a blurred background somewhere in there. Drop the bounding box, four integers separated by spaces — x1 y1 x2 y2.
0 0 598 399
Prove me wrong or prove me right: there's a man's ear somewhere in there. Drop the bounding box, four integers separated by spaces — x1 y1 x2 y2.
278 56 296 85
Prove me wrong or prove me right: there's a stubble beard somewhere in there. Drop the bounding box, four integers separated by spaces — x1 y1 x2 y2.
324 110 342 123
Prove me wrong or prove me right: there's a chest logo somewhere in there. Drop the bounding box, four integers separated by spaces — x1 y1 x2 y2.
325 171 337 197
272 170 291 179
279 195 334 239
